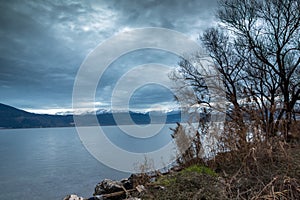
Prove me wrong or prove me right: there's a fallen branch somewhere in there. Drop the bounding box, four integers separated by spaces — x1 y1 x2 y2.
102 189 136 199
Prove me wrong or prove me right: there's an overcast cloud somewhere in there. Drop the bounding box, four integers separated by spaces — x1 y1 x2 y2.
0 0 217 114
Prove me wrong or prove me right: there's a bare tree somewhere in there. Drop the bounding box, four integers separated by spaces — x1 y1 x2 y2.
175 0 300 141
201 28 249 143
169 1 299 165
215 0 300 138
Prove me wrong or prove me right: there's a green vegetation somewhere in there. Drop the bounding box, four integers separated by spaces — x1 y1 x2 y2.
155 175 176 186
180 164 216 177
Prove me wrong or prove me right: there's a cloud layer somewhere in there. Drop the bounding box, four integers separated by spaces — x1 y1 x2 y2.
0 0 217 113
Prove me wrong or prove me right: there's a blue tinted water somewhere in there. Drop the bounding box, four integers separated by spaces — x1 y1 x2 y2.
0 125 175 200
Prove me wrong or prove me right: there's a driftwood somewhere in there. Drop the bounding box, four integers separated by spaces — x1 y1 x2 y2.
101 189 136 199
98 169 180 199
101 183 148 199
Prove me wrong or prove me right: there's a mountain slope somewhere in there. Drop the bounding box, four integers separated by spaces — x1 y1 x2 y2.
0 103 74 128
0 103 183 129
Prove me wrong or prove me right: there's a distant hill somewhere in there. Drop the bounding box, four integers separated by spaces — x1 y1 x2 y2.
0 103 74 129
0 103 183 129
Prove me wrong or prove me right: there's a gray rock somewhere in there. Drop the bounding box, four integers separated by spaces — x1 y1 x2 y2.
121 178 133 190
94 179 123 195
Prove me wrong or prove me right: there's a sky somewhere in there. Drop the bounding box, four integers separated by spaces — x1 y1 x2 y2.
0 0 218 114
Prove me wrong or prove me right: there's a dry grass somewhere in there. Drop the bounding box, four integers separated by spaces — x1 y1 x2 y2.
128 121 300 200
211 135 300 199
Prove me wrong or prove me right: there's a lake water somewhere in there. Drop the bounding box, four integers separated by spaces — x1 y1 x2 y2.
0 125 176 200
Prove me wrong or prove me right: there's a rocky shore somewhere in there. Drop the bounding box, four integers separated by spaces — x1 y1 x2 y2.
63 142 300 200
63 173 149 200
64 135 300 200
63 165 226 200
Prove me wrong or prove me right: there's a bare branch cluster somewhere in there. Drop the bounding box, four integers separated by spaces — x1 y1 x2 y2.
172 0 299 144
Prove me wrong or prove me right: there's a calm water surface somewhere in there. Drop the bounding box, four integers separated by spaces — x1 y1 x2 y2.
0 125 174 200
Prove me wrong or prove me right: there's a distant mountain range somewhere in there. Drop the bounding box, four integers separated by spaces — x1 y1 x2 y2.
0 103 183 129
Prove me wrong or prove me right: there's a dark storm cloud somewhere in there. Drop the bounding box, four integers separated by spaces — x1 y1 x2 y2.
0 0 217 113
108 0 217 33
0 0 102 109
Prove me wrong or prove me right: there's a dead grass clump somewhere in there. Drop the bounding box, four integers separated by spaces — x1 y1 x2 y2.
215 138 300 199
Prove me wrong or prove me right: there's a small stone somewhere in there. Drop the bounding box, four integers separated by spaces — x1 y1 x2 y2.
135 185 146 193
63 194 86 200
